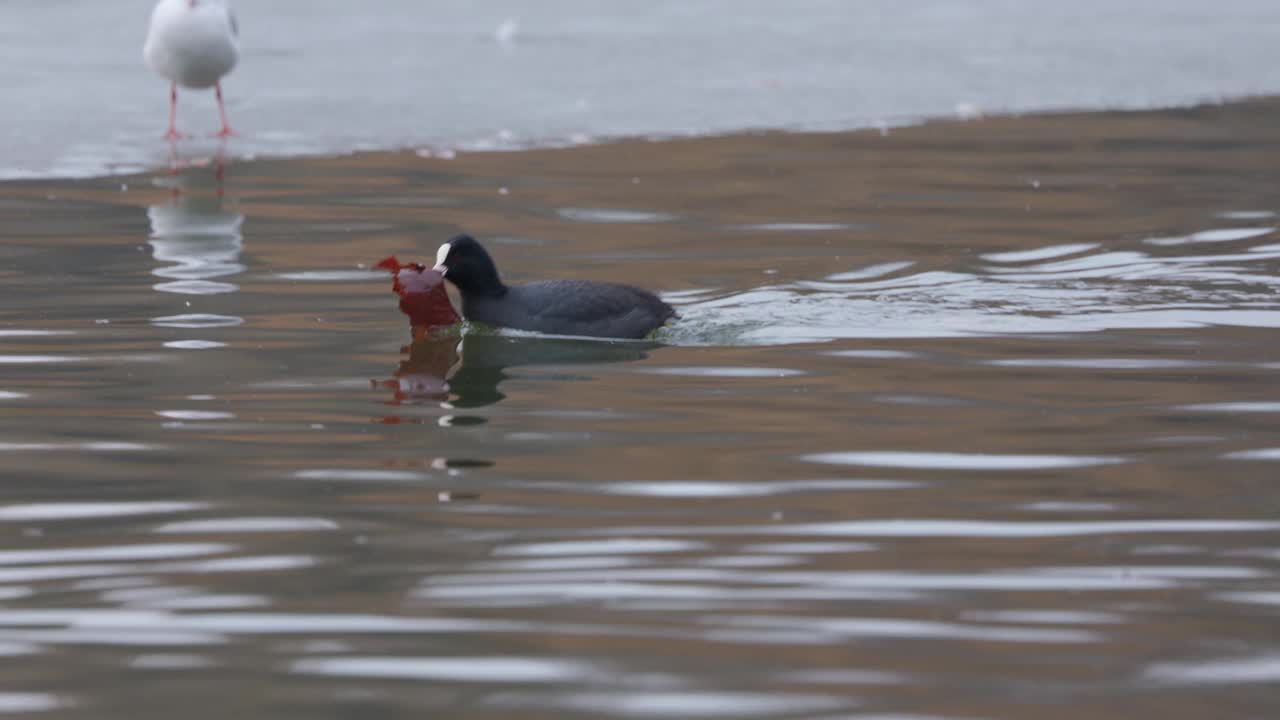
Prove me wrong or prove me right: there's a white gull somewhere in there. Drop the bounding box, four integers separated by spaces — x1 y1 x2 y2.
143 0 239 139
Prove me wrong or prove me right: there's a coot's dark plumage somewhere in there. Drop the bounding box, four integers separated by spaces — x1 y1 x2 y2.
432 235 676 339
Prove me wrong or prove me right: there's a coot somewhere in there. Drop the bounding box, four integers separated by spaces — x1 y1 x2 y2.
433 235 676 339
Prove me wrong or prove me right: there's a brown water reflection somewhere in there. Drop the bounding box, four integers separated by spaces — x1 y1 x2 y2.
1 100 1279 718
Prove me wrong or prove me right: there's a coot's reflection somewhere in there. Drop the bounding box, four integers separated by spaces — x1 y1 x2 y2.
374 333 461 407
376 331 659 411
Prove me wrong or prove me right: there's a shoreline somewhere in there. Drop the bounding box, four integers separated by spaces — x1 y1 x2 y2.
2 94 1277 187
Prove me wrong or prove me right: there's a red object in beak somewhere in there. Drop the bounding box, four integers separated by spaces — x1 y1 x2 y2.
374 256 402 272
376 256 460 329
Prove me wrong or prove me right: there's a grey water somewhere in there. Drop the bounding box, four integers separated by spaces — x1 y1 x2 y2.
4 0 1280 178
1 96 1279 716
5 0 1280 716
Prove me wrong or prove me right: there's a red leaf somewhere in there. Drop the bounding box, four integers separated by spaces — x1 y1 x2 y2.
375 257 460 329
374 256 403 272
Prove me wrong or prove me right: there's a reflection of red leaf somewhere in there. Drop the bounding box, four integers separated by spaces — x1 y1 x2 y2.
376 257 459 329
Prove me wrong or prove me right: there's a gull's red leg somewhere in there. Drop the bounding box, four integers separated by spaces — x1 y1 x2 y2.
163 83 184 141
214 83 236 138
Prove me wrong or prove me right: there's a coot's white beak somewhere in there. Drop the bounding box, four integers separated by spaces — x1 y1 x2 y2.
433 243 451 275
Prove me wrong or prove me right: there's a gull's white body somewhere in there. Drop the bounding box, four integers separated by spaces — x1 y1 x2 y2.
144 0 238 89
143 0 239 137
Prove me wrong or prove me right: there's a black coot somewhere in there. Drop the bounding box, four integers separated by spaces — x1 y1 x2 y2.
432 235 676 339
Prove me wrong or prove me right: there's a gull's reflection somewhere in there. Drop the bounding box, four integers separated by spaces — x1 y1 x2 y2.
147 160 244 296
375 332 659 415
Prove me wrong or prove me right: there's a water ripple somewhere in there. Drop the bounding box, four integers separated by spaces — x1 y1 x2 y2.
0 543 230 565
1146 654 1280 685
589 519 1280 539
421 566 1189 596
963 610 1126 625
0 628 224 648
165 556 316 573
743 542 877 554
982 243 1100 263
1225 448 1280 461
155 410 235 421
804 451 1126 470
0 610 505 636
638 366 805 378
595 479 917 498
0 355 85 364
1180 402 1280 413
496 539 706 557
0 442 154 453
1218 210 1277 220
292 656 594 682
990 358 1205 370
0 693 63 714
292 468 430 482
1144 227 1274 246
129 654 216 670
705 615 1099 644
737 222 855 232
163 340 226 350
557 207 676 224
0 330 73 337
504 690 846 717
668 235 1280 344
153 280 238 295
150 314 243 329
0 641 38 656
1215 591 1280 606
0 502 207 522
153 517 339 534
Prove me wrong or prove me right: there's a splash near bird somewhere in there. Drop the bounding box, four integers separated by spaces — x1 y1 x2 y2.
144 0 240 139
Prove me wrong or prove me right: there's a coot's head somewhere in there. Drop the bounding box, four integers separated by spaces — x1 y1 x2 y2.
433 234 506 297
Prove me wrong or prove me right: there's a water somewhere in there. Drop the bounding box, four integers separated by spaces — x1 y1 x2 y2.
6 0 1280 179
3 96 1280 716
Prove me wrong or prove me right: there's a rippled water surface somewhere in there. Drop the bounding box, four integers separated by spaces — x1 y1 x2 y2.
2 100 1280 717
